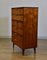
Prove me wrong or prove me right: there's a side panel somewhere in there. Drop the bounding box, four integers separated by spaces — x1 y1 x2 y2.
24 7 38 48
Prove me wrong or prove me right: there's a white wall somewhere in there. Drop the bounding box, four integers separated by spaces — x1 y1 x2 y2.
0 0 10 38
0 0 47 39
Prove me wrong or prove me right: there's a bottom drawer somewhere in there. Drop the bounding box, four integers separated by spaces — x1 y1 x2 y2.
12 33 23 40
12 33 23 48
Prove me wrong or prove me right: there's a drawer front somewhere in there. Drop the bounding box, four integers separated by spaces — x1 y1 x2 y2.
12 25 23 35
17 22 23 29
12 33 23 47
12 15 23 21
12 8 23 14
12 28 23 36
12 26 17 32
12 21 17 26
17 29 23 36
12 33 23 41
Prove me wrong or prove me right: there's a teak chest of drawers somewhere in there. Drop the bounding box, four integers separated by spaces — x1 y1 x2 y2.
11 7 38 55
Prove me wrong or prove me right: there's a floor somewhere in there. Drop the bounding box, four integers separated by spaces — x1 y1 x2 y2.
0 38 47 60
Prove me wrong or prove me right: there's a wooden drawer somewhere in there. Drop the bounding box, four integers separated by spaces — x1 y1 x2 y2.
12 26 17 32
12 26 23 35
12 33 23 48
17 29 23 36
12 33 23 41
17 22 23 29
12 8 23 14
12 21 17 26
12 15 23 20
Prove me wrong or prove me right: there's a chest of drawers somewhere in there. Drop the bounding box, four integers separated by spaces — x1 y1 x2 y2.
11 7 38 55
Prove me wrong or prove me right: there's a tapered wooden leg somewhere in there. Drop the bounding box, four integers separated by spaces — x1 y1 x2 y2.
22 49 24 55
34 48 36 54
13 43 14 49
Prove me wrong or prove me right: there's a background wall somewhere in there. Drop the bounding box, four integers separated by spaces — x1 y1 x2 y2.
0 0 47 39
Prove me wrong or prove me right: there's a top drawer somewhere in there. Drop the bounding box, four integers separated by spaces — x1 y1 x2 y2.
12 8 23 15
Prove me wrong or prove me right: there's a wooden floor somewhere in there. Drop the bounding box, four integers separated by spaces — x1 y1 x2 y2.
0 38 47 60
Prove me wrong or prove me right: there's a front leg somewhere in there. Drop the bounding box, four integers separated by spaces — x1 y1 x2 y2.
34 48 36 54
22 49 24 55
13 43 14 49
